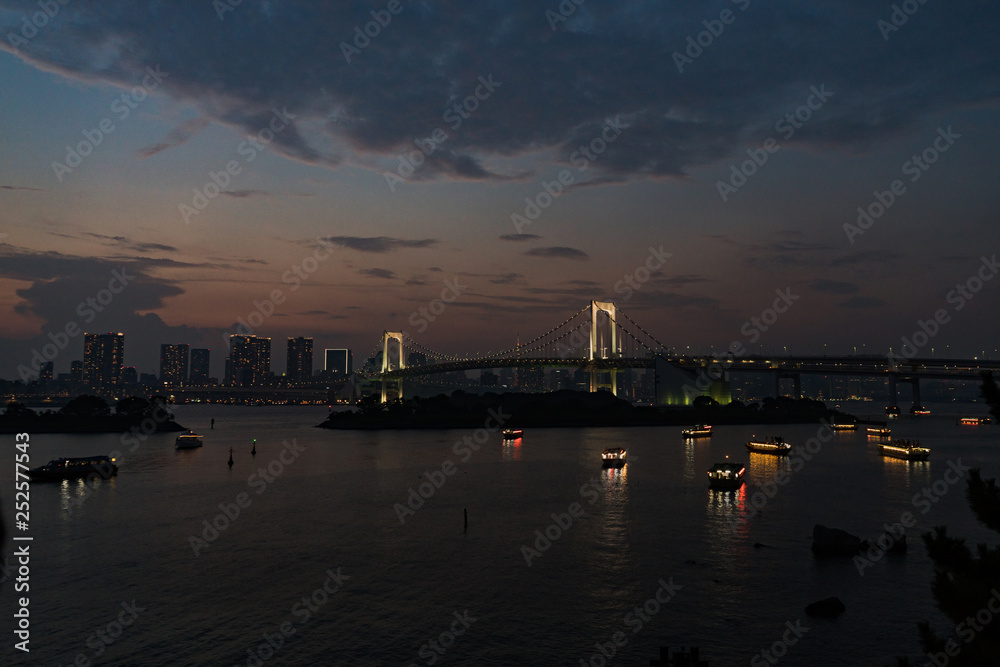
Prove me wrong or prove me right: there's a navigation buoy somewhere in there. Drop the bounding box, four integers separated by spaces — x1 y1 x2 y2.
228 448 234 468
251 439 256 456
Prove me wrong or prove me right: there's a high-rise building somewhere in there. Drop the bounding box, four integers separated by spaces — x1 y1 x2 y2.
70 360 83 382
83 333 124 388
324 349 353 376
122 366 138 385
190 349 210 385
39 361 53 384
286 337 313 383
159 343 190 386
226 335 271 386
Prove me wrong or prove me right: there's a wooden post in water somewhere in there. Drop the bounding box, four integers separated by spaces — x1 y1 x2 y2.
463 508 468 533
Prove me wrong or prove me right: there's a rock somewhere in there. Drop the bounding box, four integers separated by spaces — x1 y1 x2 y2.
806 596 846 618
753 542 772 549
811 524 863 556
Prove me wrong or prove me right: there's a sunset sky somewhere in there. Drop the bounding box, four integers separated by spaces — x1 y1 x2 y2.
1 1 998 379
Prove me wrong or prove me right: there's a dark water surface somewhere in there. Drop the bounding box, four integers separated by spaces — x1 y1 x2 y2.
1 402 998 666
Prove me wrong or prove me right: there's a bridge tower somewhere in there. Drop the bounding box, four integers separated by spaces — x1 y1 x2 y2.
380 331 405 402
589 301 619 395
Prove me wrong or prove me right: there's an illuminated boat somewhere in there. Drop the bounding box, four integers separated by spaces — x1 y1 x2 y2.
601 448 627 468
958 417 992 425
830 423 857 431
911 407 931 416
745 436 791 456
707 461 745 490
502 428 523 440
682 424 713 438
878 439 930 461
885 406 900 418
175 430 204 449
867 427 891 436
28 455 118 482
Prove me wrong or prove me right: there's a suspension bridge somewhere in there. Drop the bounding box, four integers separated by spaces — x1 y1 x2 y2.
356 299 1000 406
358 301 668 401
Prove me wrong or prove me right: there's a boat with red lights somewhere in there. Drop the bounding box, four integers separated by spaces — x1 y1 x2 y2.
830 423 857 431
707 461 745 490
601 448 627 468
958 417 991 425
867 426 891 437
745 436 791 456
878 439 930 461
502 428 523 439
681 424 713 438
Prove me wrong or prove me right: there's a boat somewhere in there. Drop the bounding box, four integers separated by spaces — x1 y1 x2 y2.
681 424 713 438
601 447 627 468
175 430 204 449
28 455 118 482
867 426 891 436
745 436 791 456
830 423 857 431
502 428 523 440
707 461 745 490
878 439 930 461
958 417 992 425
911 407 931 416
885 406 900 418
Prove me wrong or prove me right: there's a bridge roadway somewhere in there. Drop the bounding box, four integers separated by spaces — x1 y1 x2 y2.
378 355 999 381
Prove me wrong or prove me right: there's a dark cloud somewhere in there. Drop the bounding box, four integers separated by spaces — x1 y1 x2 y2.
405 277 429 286
220 189 271 199
297 310 329 316
524 246 589 260
490 273 523 285
838 296 888 309
498 234 542 242
325 236 437 253
359 268 396 279
2 3 994 181
808 279 860 295
1 185 43 191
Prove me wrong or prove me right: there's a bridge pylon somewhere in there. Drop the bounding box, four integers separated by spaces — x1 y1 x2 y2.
589 301 619 396
381 331 405 402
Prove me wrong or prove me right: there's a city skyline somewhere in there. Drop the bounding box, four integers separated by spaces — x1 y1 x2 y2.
1 2 999 381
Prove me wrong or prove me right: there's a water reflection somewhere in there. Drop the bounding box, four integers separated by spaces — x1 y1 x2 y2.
59 476 116 515
502 437 523 461
881 456 931 491
706 483 749 540
683 440 695 481
746 451 790 482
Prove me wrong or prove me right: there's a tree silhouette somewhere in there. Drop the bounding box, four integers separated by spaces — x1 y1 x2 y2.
59 395 110 419
980 372 1000 423
915 469 1000 665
